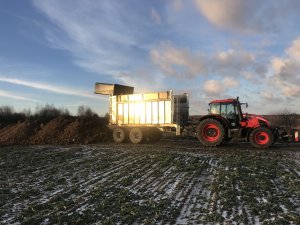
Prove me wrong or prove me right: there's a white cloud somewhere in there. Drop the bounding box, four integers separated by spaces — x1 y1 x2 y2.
286 37 300 60
274 79 300 97
172 0 183 12
261 91 274 100
213 49 258 76
216 49 254 67
269 37 300 97
203 80 222 95
150 42 205 78
193 0 300 33
203 77 239 96
150 42 263 81
0 90 39 102
0 77 97 99
271 57 286 74
260 91 284 104
223 77 239 88
195 0 250 31
150 8 161 24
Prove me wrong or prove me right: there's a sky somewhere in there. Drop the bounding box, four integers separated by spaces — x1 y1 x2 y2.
0 0 299 116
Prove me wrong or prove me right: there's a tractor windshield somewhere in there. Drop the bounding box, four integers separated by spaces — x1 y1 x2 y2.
210 103 219 114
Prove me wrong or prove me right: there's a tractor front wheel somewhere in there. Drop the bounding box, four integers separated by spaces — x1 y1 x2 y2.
197 119 226 146
250 127 273 148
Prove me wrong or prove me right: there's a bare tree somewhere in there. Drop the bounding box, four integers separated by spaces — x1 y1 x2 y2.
77 105 95 118
22 108 32 118
0 105 27 125
0 105 14 116
34 104 70 119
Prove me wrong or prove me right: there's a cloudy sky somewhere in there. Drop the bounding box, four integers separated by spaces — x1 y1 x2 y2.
0 0 299 115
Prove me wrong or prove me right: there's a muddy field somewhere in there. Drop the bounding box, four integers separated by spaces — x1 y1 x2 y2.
1 140 300 224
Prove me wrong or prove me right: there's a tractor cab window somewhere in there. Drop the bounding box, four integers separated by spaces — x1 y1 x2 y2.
226 104 236 119
220 104 226 115
220 103 236 119
210 102 236 118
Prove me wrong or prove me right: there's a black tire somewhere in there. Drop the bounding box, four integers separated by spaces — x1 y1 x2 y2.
250 127 273 148
112 128 127 143
197 119 226 146
129 127 144 144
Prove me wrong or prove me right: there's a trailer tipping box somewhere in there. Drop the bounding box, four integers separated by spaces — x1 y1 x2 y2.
95 83 189 142
108 90 188 127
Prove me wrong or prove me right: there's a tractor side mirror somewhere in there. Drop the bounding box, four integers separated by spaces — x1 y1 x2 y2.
246 103 248 108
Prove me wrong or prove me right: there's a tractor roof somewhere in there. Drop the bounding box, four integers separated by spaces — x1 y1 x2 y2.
210 99 236 104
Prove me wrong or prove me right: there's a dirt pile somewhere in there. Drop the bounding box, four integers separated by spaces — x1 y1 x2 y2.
0 116 110 146
0 120 37 145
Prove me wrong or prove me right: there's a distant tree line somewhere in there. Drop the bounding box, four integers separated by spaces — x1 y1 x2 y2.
268 109 299 129
0 104 100 125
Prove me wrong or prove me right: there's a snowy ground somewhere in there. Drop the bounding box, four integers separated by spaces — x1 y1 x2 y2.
1 140 300 224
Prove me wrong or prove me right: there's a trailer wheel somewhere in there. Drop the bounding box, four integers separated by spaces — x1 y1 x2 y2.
112 128 127 143
129 128 144 144
197 119 225 146
250 127 273 148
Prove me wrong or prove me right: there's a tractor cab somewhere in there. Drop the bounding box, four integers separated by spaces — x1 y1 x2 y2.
209 98 245 128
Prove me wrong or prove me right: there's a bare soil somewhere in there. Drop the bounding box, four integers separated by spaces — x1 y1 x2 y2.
0 116 109 146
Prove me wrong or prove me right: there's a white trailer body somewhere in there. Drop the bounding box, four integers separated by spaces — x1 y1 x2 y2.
95 83 189 143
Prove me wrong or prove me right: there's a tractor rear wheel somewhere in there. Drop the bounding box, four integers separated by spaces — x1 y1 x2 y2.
129 127 144 144
250 127 273 148
113 128 127 143
197 119 226 146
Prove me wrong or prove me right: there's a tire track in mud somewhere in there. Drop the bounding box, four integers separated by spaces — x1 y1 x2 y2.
2 145 215 224
3 146 216 224
2 146 130 205
55 155 158 217
1 146 147 223
2 152 151 222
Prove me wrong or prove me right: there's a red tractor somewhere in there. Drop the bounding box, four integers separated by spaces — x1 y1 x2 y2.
197 97 277 148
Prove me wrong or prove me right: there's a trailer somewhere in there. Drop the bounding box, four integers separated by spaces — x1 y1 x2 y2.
95 83 189 143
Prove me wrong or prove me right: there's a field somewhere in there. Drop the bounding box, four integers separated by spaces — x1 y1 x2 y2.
1 139 300 224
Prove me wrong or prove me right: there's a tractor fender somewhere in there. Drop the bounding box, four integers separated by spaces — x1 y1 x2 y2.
199 115 230 130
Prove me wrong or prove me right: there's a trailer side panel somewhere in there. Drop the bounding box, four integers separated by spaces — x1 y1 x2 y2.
110 91 174 126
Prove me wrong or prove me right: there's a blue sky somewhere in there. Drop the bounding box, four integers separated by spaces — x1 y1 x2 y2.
0 0 299 115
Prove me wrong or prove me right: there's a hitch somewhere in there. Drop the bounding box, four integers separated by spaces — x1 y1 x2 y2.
275 127 300 142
